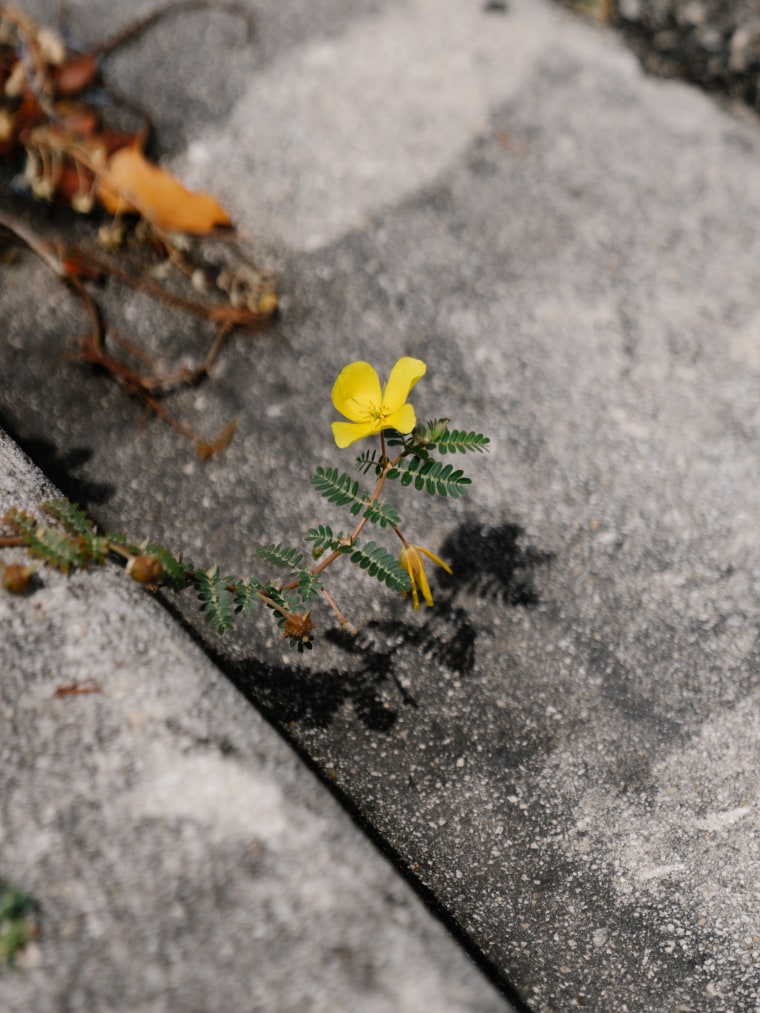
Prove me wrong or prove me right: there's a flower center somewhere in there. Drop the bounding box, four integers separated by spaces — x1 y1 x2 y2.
368 401 389 422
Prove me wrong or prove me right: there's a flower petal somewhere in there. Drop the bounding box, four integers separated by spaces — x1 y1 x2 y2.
384 403 416 435
332 361 382 422
416 545 453 575
382 357 427 412
414 554 435 607
400 548 420 610
331 419 379 449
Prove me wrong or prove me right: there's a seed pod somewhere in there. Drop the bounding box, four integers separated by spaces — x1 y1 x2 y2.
282 611 314 644
126 554 164 586
2 563 35 595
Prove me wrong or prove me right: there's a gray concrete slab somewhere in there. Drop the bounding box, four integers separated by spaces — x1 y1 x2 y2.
0 431 510 1011
3 0 760 1009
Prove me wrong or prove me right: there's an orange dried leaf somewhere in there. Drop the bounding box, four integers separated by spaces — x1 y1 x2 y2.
96 146 231 235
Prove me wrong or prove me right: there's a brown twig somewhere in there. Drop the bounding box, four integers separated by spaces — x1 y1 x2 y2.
0 536 24 548
0 209 105 351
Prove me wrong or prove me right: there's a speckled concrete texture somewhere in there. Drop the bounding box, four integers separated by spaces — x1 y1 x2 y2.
2 0 760 1009
0 432 509 1011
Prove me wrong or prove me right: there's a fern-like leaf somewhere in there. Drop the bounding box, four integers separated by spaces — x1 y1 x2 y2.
354 449 383 476
349 540 411 592
41 499 95 536
195 567 236 634
295 571 322 605
392 456 472 497
362 500 401 528
255 543 305 571
104 531 144 556
23 527 90 572
2 508 37 536
305 525 338 551
310 467 366 517
435 429 490 454
234 577 263 617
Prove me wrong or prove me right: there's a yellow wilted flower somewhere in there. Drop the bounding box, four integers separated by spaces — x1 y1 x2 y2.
399 543 452 610
331 357 426 449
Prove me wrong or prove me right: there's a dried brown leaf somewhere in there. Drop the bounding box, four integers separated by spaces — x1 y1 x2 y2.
96 145 232 235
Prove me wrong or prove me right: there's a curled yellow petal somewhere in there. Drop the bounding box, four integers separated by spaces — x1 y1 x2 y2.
415 545 453 575
399 543 451 610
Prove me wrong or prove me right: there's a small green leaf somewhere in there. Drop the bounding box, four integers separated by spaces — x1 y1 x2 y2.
255 543 306 571
354 449 384 476
362 500 401 528
233 578 263 617
348 540 411 592
41 499 95 536
435 429 490 454
195 567 236 634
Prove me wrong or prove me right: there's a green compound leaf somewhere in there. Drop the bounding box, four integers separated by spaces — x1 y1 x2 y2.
233 577 263 617
296 570 323 605
311 466 366 516
255 543 305 572
311 467 398 526
353 449 384 476
41 499 95 536
305 525 339 551
434 429 490 454
2 508 37 536
362 500 401 528
195 567 237 635
103 531 144 556
390 456 472 498
349 540 411 592
26 527 91 572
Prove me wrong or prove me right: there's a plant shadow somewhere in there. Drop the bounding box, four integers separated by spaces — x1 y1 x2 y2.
221 520 553 732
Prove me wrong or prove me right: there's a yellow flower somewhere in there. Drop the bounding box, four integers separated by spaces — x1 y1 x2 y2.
331 357 427 449
399 544 452 610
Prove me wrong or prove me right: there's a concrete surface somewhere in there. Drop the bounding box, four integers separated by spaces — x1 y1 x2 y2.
2 0 760 1009
0 431 510 1011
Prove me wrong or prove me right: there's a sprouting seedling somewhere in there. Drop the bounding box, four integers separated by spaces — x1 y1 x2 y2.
1 358 489 650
